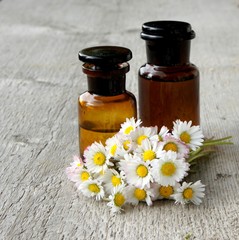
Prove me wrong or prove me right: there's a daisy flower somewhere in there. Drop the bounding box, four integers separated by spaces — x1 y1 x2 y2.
78 179 104 201
135 138 161 162
172 180 205 205
130 126 158 146
65 155 85 181
101 169 124 194
119 154 153 188
84 142 112 174
70 168 92 184
116 133 134 157
151 151 190 186
151 182 180 200
151 126 169 142
126 185 154 206
119 117 142 135
172 120 204 151
107 185 127 213
159 135 189 158
71 155 84 168
105 135 121 159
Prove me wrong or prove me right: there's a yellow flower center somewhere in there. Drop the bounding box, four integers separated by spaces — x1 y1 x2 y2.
76 163 81 167
163 142 178 152
114 193 125 207
88 183 100 193
136 165 148 178
180 132 191 144
161 162 176 176
134 188 147 201
159 185 174 198
183 188 194 200
93 152 106 166
80 171 90 181
110 144 117 156
137 135 147 145
143 150 156 161
123 140 130 150
124 126 134 134
111 175 121 187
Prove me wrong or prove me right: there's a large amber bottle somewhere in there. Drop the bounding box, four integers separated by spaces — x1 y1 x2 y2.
78 46 137 156
138 21 200 129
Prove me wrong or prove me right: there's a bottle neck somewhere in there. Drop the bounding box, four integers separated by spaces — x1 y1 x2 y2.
145 40 191 66
87 75 126 96
82 63 129 96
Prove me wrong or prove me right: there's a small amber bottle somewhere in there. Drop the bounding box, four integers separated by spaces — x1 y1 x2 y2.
78 46 137 155
138 21 200 129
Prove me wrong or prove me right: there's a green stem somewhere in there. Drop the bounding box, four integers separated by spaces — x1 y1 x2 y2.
189 147 203 157
187 136 233 165
187 150 215 163
203 136 233 146
203 141 233 146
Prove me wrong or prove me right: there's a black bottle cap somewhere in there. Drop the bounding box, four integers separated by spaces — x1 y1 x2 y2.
78 46 132 66
141 21 195 41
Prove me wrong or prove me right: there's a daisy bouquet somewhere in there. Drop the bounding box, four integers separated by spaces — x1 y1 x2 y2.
66 118 232 213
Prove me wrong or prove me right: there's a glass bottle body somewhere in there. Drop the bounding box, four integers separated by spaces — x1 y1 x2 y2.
78 46 136 156
78 91 136 155
138 63 199 129
139 21 200 129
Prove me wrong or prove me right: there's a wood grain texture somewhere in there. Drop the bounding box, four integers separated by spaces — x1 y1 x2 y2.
0 0 238 239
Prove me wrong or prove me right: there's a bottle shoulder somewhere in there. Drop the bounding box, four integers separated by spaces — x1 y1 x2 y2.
139 63 199 81
79 91 136 105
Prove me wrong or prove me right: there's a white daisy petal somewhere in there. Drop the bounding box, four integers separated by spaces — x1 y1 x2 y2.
78 179 105 201
71 155 84 168
84 142 112 174
159 134 189 158
107 185 127 213
126 185 154 206
119 117 142 135
119 154 153 188
151 182 180 200
151 126 170 142
151 151 190 186
71 168 92 184
130 126 158 146
115 133 135 157
105 135 122 159
172 120 204 151
135 138 161 162
172 180 205 205
66 156 85 181
100 168 124 194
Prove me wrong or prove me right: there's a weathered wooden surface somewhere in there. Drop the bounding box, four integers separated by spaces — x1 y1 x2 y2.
0 0 239 239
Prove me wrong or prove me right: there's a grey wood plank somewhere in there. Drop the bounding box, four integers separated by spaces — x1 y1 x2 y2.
0 0 238 239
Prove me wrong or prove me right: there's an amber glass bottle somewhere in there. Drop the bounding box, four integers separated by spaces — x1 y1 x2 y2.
78 46 137 156
138 21 200 129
